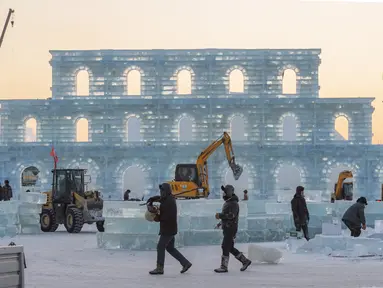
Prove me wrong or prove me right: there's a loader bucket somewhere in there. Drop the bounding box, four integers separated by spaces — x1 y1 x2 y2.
231 164 243 180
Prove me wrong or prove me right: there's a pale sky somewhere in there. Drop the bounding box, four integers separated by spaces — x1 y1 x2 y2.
1 0 382 143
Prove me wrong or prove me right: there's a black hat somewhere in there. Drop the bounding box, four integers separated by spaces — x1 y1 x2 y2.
357 196 368 205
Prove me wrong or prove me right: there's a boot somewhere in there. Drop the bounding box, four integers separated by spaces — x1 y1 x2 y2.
149 264 164 275
214 256 229 273
180 262 192 274
235 253 252 271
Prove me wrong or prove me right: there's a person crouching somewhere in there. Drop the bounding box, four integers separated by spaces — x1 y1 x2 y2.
342 196 367 237
148 183 192 275
214 184 251 273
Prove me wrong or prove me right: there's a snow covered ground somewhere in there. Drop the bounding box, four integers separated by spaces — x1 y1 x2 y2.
2 226 383 288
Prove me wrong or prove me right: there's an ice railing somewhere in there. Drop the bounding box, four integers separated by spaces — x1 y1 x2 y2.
0 192 47 238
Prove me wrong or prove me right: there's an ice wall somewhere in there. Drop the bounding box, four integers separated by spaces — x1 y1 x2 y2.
0 48 380 202
98 199 383 251
0 192 46 238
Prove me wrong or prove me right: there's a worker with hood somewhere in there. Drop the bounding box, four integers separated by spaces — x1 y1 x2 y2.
291 186 310 241
148 183 192 275
342 196 367 237
214 184 251 273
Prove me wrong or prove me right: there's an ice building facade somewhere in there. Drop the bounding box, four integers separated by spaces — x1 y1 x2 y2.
0 48 381 201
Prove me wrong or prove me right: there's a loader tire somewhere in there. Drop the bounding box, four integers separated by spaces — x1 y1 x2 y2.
40 209 59 232
96 220 105 232
64 207 84 233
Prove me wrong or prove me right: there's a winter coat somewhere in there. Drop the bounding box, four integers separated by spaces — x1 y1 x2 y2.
150 183 178 236
218 194 240 231
3 184 12 201
342 202 366 227
0 186 3 201
291 193 310 225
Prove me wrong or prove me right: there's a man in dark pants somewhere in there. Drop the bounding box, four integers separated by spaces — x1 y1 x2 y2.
291 186 310 241
214 185 251 273
148 183 192 275
342 197 367 237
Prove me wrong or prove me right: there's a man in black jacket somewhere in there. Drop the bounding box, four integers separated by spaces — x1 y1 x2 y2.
148 183 192 275
291 186 310 241
214 185 251 273
342 197 367 237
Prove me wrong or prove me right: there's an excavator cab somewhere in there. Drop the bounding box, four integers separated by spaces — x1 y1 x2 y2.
40 168 104 233
330 170 353 202
175 164 200 185
174 163 243 186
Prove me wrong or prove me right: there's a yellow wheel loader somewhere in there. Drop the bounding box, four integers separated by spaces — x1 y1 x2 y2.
167 132 243 199
40 169 105 233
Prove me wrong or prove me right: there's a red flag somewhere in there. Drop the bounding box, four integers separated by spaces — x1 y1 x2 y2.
50 147 58 169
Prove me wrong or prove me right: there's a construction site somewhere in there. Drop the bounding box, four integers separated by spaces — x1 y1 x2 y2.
2 2 383 287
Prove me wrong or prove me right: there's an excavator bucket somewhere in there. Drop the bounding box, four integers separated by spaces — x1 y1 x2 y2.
231 164 243 180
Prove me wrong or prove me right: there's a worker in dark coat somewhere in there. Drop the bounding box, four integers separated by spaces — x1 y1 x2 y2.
0 183 3 201
291 186 310 241
123 189 130 201
148 183 192 275
2 180 12 201
342 197 367 237
214 185 251 273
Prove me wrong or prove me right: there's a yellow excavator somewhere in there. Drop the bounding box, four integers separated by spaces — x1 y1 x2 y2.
330 170 354 202
167 132 243 199
40 168 105 233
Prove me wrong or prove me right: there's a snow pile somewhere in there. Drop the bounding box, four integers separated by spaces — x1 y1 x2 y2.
248 243 283 264
0 192 46 238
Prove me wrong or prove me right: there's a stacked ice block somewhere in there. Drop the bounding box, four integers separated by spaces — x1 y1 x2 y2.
97 201 183 250
178 199 249 246
0 192 47 238
0 200 19 238
98 198 383 251
18 192 47 234
247 201 293 242
98 199 248 250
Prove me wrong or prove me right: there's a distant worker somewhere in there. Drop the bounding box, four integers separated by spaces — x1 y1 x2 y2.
291 186 310 241
123 189 130 201
148 183 192 275
3 180 12 201
342 197 367 237
0 182 3 201
214 185 251 273
243 190 248 201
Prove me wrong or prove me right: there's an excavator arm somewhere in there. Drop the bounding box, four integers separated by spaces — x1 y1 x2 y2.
0 9 15 49
169 132 243 199
196 132 243 182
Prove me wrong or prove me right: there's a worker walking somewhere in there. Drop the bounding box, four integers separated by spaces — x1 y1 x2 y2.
291 186 310 241
148 183 192 275
342 197 367 237
214 185 251 273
